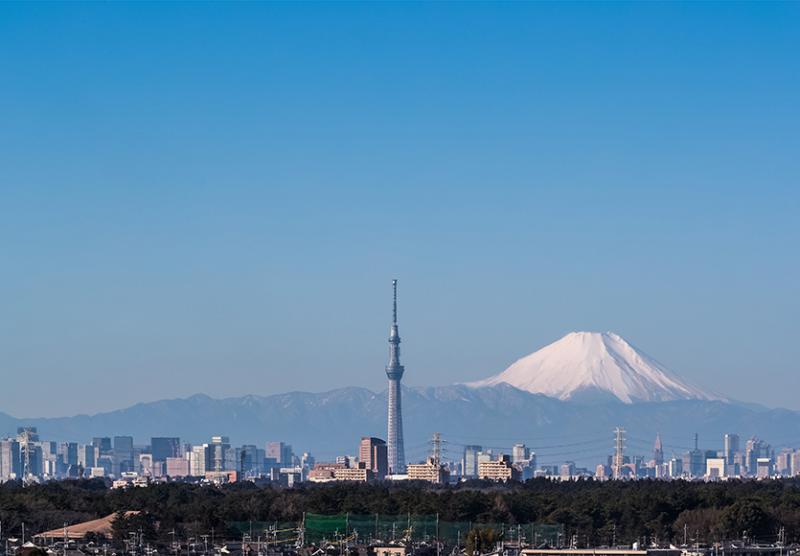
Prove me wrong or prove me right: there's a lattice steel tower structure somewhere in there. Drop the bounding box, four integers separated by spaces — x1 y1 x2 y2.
386 279 406 474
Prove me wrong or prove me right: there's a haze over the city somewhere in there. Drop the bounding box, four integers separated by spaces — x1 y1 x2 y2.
2 3 799 417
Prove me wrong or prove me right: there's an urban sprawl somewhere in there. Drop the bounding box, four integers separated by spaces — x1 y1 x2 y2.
0 427 794 487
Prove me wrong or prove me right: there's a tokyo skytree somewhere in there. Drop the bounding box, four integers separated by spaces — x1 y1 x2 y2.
385 279 406 474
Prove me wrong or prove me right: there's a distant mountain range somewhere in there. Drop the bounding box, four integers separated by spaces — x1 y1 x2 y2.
2 384 800 467
2 332 799 466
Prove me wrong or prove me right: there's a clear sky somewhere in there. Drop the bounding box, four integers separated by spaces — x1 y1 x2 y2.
1 3 798 417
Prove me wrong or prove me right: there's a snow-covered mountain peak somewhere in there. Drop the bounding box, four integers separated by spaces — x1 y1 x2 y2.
467 331 722 404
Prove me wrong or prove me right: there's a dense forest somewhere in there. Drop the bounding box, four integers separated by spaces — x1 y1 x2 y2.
2 479 800 548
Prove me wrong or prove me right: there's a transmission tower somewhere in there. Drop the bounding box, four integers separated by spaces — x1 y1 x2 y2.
18 428 36 486
612 427 626 479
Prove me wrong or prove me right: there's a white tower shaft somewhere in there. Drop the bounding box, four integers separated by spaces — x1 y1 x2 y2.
386 279 406 474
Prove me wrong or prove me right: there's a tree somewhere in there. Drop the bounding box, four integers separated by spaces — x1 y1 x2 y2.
111 511 158 545
720 499 773 542
465 528 497 556
672 508 725 544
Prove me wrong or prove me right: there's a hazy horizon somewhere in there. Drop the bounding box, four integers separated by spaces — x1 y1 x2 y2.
0 327 790 419
2 3 799 417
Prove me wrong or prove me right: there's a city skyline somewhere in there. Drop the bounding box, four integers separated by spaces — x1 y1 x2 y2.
2 423 796 485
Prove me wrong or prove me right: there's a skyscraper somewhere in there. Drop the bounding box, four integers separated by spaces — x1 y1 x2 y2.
266 441 293 466
92 437 112 454
745 436 770 476
359 437 388 479
512 443 530 465
386 279 406 474
151 437 181 462
239 445 264 476
61 442 79 467
0 440 21 481
684 432 704 477
463 445 482 478
724 433 740 465
113 436 134 476
612 427 625 479
653 433 664 466
208 436 231 472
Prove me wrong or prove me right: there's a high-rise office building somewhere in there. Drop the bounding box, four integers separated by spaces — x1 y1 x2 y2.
0 440 21 481
462 445 482 478
97 455 114 476
92 437 112 454
745 437 770 476
724 433 740 466
61 442 79 467
151 437 181 462
668 457 683 478
190 445 208 476
653 433 664 466
41 441 58 477
512 443 530 464
385 279 406 474
359 437 388 479
240 445 265 476
776 449 793 476
139 453 154 476
79 444 98 469
208 436 230 472
266 442 293 466
683 433 704 477
113 436 134 475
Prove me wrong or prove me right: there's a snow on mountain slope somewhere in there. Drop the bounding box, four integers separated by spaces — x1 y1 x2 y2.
468 331 722 404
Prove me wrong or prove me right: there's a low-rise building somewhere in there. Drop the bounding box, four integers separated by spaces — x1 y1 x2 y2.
204 470 238 484
478 455 519 481
407 457 448 484
374 546 408 556
333 466 372 482
308 462 372 482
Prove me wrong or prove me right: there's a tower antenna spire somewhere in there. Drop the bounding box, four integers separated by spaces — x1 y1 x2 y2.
393 279 398 324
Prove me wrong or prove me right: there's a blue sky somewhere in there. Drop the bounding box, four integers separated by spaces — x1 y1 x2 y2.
1 3 798 417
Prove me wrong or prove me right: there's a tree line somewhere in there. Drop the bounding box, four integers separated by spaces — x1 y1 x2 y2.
2 478 800 547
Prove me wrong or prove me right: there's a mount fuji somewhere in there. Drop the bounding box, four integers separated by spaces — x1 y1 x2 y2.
467 331 722 404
